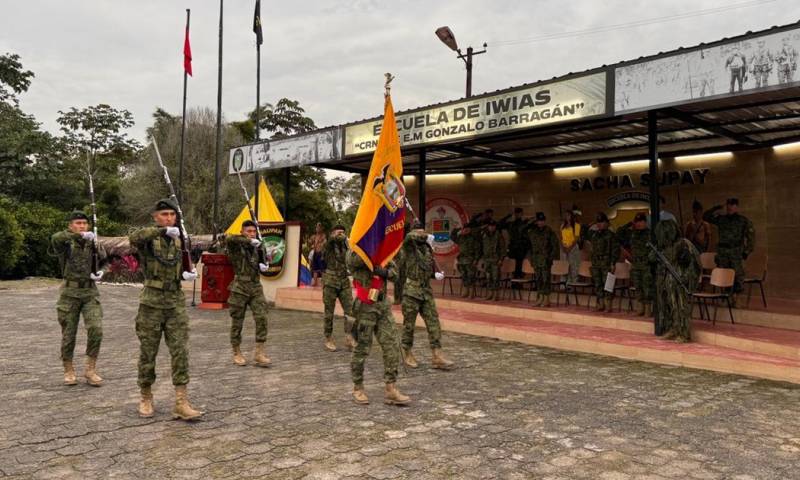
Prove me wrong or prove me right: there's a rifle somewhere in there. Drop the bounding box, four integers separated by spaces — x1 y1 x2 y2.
647 242 690 295
85 151 99 274
234 167 269 266
151 137 194 274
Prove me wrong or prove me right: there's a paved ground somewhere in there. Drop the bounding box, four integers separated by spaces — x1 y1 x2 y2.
1 281 799 479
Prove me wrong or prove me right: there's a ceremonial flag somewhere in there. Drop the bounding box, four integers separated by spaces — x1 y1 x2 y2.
183 21 192 76
225 178 283 234
253 0 263 46
348 93 406 270
298 255 312 286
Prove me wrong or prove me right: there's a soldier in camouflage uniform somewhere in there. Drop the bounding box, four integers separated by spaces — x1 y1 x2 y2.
392 222 412 305
451 222 482 299
503 207 532 284
580 212 620 312
347 251 410 406
321 225 355 352
399 221 454 370
617 212 653 316
704 198 755 304
527 212 559 307
50 210 107 386
129 198 203 420
481 220 506 301
651 219 701 343
221 220 271 367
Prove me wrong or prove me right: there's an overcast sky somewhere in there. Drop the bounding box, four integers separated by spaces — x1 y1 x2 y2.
1 0 797 144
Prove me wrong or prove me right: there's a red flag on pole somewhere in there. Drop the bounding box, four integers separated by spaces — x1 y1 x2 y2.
183 24 192 76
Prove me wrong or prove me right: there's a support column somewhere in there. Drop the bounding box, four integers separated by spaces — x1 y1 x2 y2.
418 149 427 226
648 110 662 336
283 168 290 219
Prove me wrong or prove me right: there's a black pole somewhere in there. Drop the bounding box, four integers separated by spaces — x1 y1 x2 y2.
283 168 290 219
465 46 473 98
212 0 223 238
418 149 427 225
648 110 661 335
254 41 261 222
179 8 190 206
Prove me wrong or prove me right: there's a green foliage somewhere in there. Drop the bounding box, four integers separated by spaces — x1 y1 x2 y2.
0 205 23 273
0 198 65 278
0 52 34 105
233 98 317 143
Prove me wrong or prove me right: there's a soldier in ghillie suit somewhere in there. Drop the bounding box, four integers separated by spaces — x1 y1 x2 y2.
527 212 559 307
221 220 271 367
581 212 620 312
321 225 355 352
703 198 755 305
129 199 203 420
481 220 506 301
617 212 653 316
398 221 453 370
50 210 107 386
347 251 410 406
651 219 701 343
451 221 482 299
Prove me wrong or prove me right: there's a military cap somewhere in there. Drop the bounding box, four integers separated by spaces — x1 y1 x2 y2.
535 212 546 221
410 220 424 230
726 197 739 205
596 212 609 223
153 197 178 213
331 224 346 232
692 200 703 211
634 212 647 223
68 210 89 221
242 220 257 229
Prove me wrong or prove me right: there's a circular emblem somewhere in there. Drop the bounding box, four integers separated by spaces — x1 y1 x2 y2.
262 236 286 264
232 148 245 172
424 197 468 256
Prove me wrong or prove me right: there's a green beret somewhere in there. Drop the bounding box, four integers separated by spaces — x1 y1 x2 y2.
153 198 178 213
68 210 89 221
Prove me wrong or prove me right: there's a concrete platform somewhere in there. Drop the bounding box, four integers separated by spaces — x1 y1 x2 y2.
276 286 800 384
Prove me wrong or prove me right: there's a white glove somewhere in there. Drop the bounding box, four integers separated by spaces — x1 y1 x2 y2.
250 238 262 247
165 226 181 239
427 234 435 247
81 232 96 242
435 271 445 281
90 271 104 281
182 269 198 281
259 262 269 273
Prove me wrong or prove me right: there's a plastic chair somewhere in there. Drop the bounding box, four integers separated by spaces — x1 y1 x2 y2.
550 260 570 307
744 269 767 308
611 261 632 312
692 268 735 325
508 259 535 301
699 252 717 289
567 261 594 308
443 258 460 296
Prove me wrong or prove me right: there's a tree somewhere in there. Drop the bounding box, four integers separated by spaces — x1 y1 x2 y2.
232 98 317 143
327 174 362 229
0 206 23 274
0 53 34 106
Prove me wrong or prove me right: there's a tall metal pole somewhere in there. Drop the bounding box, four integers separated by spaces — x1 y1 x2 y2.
647 110 662 335
254 40 261 222
179 8 190 206
283 168 290 219
212 0 223 237
465 46 473 98
418 149 427 225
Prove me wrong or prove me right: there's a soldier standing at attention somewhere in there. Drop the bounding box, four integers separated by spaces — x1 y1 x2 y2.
221 220 271 367
451 221 482 299
527 212 559 307
684 200 712 253
399 221 453 369
505 207 532 284
481 220 506 301
617 212 653 316
50 210 107 386
129 198 203 420
321 225 355 352
581 212 620 312
704 198 755 305
347 251 410 406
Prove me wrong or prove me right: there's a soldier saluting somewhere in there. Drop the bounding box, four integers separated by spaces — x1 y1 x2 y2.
527 212 559 307
129 198 203 420
321 225 356 352
50 210 107 386
617 212 653 316
704 198 755 305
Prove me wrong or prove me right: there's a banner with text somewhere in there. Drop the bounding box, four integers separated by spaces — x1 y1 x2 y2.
345 72 607 156
229 128 342 173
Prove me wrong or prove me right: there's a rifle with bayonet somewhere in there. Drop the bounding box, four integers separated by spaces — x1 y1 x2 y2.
234 167 269 267
151 137 194 274
85 151 100 274
647 241 690 295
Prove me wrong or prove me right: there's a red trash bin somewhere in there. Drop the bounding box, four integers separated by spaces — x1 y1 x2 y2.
199 252 234 310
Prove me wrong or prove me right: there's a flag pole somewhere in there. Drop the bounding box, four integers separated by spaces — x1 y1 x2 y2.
179 8 190 206
213 0 224 239
253 0 262 222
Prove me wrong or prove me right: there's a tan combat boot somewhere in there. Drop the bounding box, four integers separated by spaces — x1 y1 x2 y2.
532 293 543 307
138 386 154 418
353 386 369 405
484 289 494 300
344 333 356 351
636 301 646 316
324 336 337 352
384 382 411 405
63 360 77 386
84 356 103 387
541 294 551 308
173 385 204 420
596 297 606 312
402 348 419 368
253 342 271 367
470 286 478 299
431 348 454 370
232 346 247 366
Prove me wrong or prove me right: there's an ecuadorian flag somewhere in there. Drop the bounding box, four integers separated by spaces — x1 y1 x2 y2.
348 92 405 270
298 254 312 286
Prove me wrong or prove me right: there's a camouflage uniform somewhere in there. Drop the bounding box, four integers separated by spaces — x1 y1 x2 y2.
129 227 190 388
321 235 354 337
222 234 268 347
50 230 106 361
399 231 442 349
451 227 482 293
527 225 559 296
581 226 620 306
652 220 700 342
347 252 399 386
505 218 532 280
481 229 506 292
617 222 653 311
703 206 755 294
393 247 406 305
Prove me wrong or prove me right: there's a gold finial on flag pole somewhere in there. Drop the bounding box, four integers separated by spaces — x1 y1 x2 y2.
384 73 394 98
